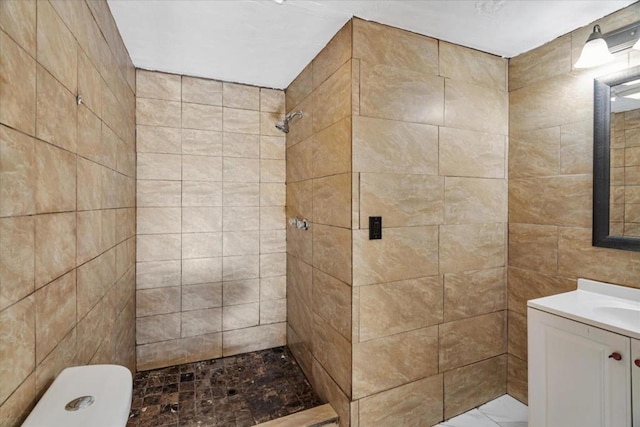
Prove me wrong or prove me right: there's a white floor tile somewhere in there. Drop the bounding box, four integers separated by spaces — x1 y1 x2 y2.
478 395 528 423
440 409 501 427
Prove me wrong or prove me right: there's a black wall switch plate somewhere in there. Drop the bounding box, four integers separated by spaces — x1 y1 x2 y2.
369 216 382 240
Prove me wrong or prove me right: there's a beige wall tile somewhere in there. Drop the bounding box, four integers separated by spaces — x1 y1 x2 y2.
313 21 352 89
137 234 181 262
223 231 259 256
560 120 592 175
35 325 76 395
509 35 571 91
508 310 527 360
353 116 438 174
439 311 507 371
313 314 351 396
353 226 438 286
260 275 286 301
439 223 505 274
312 117 350 178
509 127 560 179
223 302 259 330
136 260 181 290
259 298 286 324
260 88 285 114
286 137 312 182
439 127 506 179
284 99 313 147
507 355 528 404
310 358 351 427
353 19 438 75
354 326 438 399
136 287 181 317
361 174 443 227
223 182 259 206
359 276 442 341
508 223 558 273
0 125 36 216
35 212 75 288
137 70 181 101
182 103 223 131
37 1 76 93
445 177 507 224
260 252 286 278
260 183 285 207
136 333 222 371
223 83 259 110
182 76 222 105
440 41 507 91
0 30 36 135
260 206 285 230
313 224 351 285
77 50 102 117
223 278 259 306
183 129 223 156
137 207 181 234
222 322 285 357
312 268 351 340
261 159 285 184
182 232 222 259
0 217 34 310
182 155 222 182
223 108 260 134
508 267 576 316
182 257 222 285
36 65 77 153
182 207 222 232
137 180 181 207
223 157 260 182
182 282 222 311
34 141 76 214
182 181 222 207
313 61 351 133
360 63 444 125
358 374 443 427
509 176 591 227
182 307 222 337
444 268 505 322
77 248 116 318
223 132 259 158
260 135 286 160
445 79 508 135
77 209 115 264
223 206 259 231
286 63 312 110
0 0 36 57
444 355 507 419
35 271 76 363
137 153 181 180
137 125 181 154
0 295 35 405
136 312 181 344
136 98 181 128
313 174 351 228
223 254 259 281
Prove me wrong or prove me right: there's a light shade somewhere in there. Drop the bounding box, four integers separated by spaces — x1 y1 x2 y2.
575 25 614 69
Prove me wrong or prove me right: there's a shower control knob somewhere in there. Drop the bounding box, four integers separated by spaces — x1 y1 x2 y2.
635 359 640 368
608 352 622 361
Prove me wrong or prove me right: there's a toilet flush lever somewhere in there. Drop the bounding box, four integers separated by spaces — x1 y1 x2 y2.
609 352 622 361
65 396 95 411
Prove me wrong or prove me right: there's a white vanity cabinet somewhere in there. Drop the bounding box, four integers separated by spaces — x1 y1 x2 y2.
527 279 640 427
528 308 632 427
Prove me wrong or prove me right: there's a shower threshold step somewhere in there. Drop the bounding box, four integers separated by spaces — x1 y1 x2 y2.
255 404 338 427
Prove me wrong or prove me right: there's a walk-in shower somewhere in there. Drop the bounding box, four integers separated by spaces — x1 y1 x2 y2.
275 111 304 133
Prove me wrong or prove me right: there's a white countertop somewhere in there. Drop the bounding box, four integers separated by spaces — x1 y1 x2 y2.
527 278 640 340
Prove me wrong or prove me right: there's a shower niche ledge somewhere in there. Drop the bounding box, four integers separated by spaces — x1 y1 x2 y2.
527 278 640 427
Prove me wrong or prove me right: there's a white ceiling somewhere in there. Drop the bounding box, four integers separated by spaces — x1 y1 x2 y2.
107 0 637 89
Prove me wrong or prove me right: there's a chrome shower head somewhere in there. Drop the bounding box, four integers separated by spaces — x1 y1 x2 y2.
275 111 303 134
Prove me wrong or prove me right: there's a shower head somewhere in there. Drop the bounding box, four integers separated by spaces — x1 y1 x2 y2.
275 111 304 134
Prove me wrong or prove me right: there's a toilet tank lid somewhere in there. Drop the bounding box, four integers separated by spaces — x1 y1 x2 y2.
22 364 133 427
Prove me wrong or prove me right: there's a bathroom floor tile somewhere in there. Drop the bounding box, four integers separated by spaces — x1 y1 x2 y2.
478 395 528 423
126 346 323 426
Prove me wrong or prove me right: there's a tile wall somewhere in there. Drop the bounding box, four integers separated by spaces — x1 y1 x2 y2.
286 18 509 426
610 111 640 236
135 70 287 370
0 0 136 425
507 3 640 404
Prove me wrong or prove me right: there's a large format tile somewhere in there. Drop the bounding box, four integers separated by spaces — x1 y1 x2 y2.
444 268 505 322
445 177 507 224
0 217 35 310
439 127 506 179
440 41 506 92
439 223 505 274
0 125 36 216
445 79 508 135
313 21 351 89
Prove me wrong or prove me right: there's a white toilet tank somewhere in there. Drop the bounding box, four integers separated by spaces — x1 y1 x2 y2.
22 364 132 427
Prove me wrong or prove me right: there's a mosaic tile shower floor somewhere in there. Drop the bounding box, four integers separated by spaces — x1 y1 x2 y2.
127 347 323 427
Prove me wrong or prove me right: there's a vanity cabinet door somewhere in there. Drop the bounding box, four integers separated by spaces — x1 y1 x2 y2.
633 339 639 426
528 308 632 427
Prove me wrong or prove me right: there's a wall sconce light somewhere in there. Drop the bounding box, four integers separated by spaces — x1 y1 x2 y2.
575 21 640 69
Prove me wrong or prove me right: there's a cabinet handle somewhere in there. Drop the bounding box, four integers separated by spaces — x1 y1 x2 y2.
635 359 640 368
609 352 622 361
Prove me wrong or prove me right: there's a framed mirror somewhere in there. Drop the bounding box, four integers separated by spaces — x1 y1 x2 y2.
593 65 640 251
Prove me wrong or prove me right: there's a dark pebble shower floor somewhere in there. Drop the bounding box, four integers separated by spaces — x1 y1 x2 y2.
126 346 323 427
